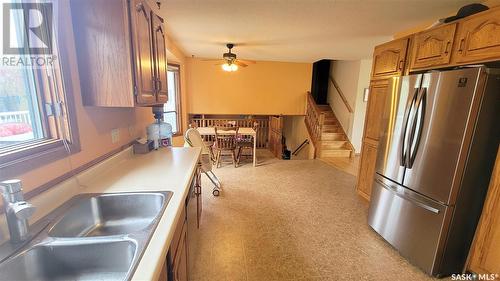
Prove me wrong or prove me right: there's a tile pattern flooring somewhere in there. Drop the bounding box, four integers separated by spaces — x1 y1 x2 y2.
189 150 436 281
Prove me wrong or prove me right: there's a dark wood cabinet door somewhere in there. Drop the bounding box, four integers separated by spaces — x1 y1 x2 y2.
195 167 202 228
131 0 156 105
172 221 188 281
153 15 168 104
69 0 136 107
410 23 456 70
371 38 409 79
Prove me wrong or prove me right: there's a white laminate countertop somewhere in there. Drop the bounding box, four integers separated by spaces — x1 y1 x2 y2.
81 147 201 280
1 147 202 281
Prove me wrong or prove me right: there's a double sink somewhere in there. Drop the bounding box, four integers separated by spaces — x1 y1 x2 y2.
0 191 172 281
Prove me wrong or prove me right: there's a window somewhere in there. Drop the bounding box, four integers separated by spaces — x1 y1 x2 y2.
0 68 45 148
0 1 79 176
163 64 181 134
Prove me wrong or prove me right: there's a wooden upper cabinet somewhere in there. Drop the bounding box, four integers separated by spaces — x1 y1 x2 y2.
131 0 156 105
371 38 409 79
410 23 457 70
153 15 168 104
453 7 500 64
69 0 168 107
70 0 136 107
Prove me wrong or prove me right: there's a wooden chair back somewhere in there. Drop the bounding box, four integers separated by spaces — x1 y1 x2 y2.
214 126 239 150
252 121 259 132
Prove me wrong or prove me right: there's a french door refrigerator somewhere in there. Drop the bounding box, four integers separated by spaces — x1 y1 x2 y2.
367 67 500 277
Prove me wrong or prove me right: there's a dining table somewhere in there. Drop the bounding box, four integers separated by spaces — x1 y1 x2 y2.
196 127 257 167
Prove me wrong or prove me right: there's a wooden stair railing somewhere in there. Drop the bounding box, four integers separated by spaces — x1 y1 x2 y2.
329 76 353 113
305 92 326 145
304 91 355 159
328 76 356 156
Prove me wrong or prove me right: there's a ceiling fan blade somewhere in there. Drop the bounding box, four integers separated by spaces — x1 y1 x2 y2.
202 59 224 62
233 61 248 67
237 59 256 64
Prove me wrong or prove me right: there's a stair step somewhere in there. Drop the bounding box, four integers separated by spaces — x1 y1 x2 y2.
320 149 352 158
321 140 347 149
322 127 343 133
322 129 343 134
322 132 346 140
322 125 341 131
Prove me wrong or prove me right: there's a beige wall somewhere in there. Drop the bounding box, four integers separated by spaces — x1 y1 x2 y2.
327 59 371 153
351 59 372 152
283 116 312 159
186 58 312 115
328 60 359 140
8 1 187 194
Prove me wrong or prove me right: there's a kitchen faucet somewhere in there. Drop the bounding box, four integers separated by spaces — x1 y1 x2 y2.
0 179 36 243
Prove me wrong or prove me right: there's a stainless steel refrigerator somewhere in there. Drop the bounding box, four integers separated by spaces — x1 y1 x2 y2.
367 67 500 277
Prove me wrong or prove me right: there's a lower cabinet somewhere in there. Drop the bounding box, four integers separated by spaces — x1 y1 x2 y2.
172 221 188 281
356 139 378 200
161 168 202 281
165 206 188 281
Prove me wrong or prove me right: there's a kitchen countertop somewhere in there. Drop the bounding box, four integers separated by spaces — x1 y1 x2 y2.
81 147 201 280
10 146 202 281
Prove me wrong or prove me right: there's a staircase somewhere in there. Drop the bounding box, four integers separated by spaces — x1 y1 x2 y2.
316 105 353 158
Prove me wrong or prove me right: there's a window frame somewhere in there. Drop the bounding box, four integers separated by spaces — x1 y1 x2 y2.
164 63 182 136
0 3 80 178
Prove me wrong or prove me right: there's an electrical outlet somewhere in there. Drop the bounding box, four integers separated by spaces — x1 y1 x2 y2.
111 128 120 144
128 125 135 136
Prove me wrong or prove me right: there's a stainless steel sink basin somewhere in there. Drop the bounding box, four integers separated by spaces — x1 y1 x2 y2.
48 193 167 237
0 239 137 281
0 191 173 281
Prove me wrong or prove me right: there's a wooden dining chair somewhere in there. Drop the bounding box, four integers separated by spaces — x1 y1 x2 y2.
213 126 239 168
237 121 259 165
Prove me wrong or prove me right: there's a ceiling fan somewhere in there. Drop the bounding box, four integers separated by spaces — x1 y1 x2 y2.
203 43 256 72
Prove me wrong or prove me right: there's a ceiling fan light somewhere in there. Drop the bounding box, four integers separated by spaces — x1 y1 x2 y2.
222 63 231 71
231 64 238 71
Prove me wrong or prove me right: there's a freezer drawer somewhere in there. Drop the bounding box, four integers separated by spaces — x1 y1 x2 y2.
368 175 450 275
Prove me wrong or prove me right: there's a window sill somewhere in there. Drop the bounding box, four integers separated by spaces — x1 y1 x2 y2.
0 139 81 178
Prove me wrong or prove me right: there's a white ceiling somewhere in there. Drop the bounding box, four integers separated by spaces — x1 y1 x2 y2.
160 0 476 62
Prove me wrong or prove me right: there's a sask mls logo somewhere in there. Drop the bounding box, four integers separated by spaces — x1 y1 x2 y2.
2 2 53 55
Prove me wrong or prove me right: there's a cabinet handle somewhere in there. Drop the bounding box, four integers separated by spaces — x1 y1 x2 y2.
398 60 404 71
444 41 451 54
157 80 162 91
136 2 149 19
458 38 465 53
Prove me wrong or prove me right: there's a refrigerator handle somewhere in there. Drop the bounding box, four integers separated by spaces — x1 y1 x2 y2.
375 177 440 214
407 87 427 169
400 88 419 167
